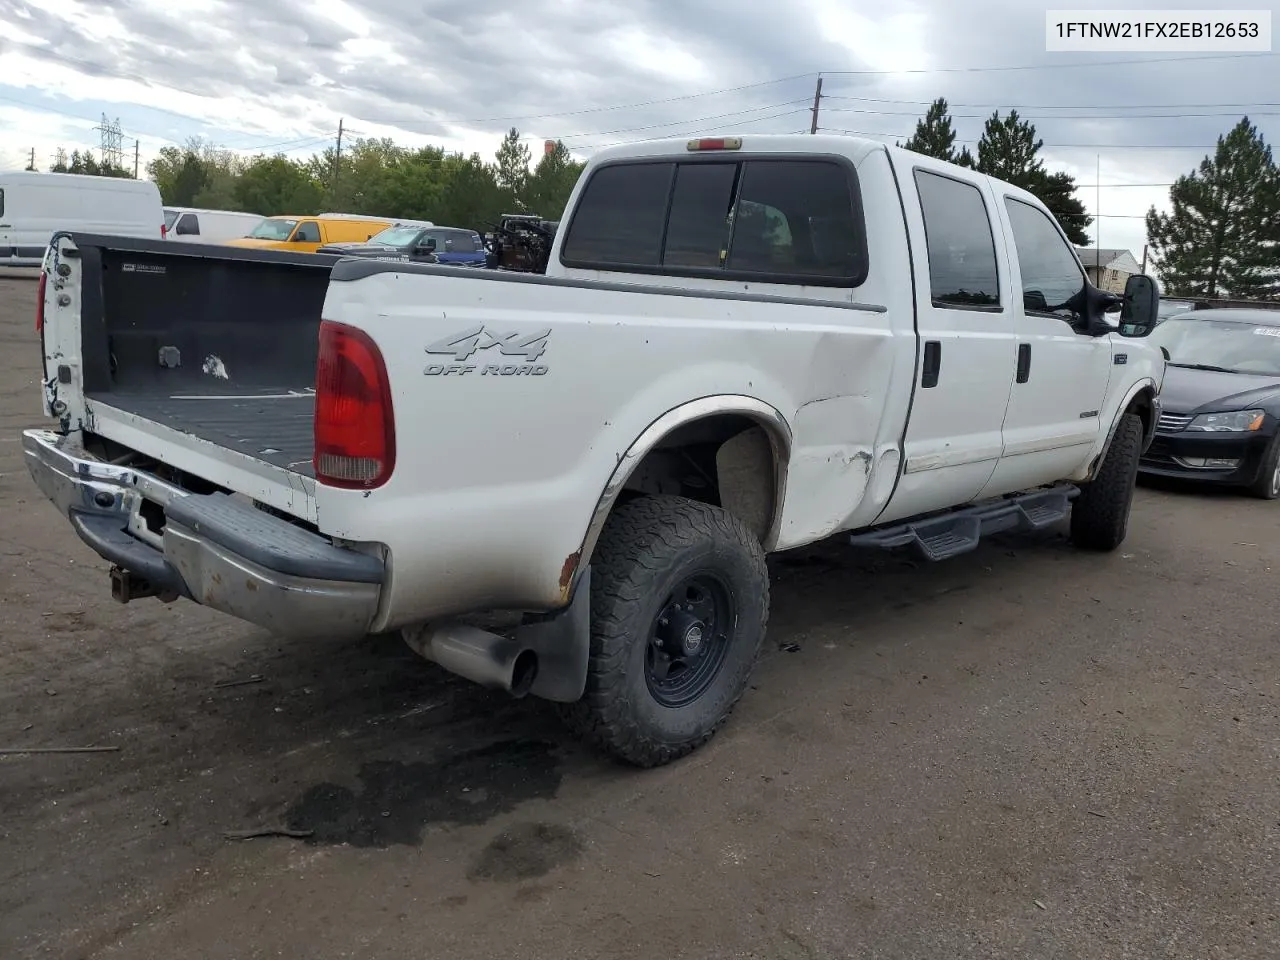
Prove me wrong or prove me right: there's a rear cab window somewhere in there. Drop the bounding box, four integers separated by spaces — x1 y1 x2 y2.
560 155 868 286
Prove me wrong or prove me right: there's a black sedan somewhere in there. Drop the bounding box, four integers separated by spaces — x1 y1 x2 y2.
1140 309 1280 499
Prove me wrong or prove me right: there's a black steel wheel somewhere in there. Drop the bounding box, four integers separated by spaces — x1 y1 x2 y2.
557 495 769 767
645 573 735 708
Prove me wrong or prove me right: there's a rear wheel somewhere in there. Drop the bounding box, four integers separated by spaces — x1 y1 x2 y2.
557 495 769 767
1071 412 1143 551
1246 435 1280 500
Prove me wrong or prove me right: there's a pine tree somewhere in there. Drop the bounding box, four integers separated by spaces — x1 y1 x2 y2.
1146 117 1280 300
900 98 960 162
971 110 1093 245
494 127 532 210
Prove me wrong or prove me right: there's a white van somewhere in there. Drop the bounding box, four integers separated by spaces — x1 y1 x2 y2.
0 171 164 266
164 207 265 244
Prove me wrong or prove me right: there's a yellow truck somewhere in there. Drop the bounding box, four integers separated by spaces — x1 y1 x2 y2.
225 214 431 253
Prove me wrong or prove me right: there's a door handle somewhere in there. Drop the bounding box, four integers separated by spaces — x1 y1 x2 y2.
921 340 942 388
1016 343 1031 383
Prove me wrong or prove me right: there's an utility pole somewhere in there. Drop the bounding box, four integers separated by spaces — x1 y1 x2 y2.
1141 244 1148 273
332 118 344 199
809 76 823 134
1096 154 1101 251
26 147 36 171
134 139 140 178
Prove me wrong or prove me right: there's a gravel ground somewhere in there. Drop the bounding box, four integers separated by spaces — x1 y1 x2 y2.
1 277 1277 959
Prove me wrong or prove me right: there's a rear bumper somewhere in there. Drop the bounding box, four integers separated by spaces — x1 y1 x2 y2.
22 429 384 639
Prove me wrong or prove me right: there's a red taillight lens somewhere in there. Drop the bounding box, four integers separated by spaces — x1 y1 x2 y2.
35 269 47 334
160 223 168 239
314 320 395 489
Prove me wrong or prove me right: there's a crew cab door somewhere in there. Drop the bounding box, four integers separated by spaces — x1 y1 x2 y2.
878 161 1019 524
976 193 1113 496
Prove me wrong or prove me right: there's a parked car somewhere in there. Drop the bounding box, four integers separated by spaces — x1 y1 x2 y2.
319 224 486 266
164 207 264 244
1155 298 1204 325
0 170 163 266
225 215 398 253
1140 308 1280 497
25 134 1163 768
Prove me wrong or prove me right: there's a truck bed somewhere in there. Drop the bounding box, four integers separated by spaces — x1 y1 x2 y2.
67 236 336 478
94 389 317 475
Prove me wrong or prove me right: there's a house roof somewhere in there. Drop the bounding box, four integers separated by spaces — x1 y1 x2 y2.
1074 247 1136 269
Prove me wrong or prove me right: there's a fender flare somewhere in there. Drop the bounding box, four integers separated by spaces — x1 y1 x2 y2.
1088 378 1159 481
566 395 794 597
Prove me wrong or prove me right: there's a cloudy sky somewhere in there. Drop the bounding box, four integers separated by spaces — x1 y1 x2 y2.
2 0 1278 262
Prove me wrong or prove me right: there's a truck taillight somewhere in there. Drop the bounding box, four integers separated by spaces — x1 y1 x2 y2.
35 269 47 333
313 320 395 489
160 223 167 239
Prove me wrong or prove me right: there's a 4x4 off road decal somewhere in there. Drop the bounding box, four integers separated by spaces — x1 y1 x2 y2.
423 324 550 377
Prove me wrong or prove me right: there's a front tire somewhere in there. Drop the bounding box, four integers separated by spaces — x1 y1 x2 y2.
1071 412 1143 551
1246 435 1280 500
557 495 769 767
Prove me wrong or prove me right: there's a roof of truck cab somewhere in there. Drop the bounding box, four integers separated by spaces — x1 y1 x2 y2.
582 134 1045 204
585 133 889 166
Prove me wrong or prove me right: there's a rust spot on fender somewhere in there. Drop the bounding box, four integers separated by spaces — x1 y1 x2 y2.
558 552 580 604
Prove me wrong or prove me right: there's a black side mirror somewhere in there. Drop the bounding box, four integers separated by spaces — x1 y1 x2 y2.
1118 274 1159 337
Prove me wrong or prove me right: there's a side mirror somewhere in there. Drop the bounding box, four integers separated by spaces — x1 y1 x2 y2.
1118 274 1159 337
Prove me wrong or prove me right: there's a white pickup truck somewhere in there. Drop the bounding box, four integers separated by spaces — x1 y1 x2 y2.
25 134 1165 767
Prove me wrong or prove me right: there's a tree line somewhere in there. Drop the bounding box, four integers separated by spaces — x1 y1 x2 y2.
40 128 584 233
143 128 585 231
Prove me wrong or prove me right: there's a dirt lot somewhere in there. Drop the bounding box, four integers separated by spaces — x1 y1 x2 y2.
1 276 1277 959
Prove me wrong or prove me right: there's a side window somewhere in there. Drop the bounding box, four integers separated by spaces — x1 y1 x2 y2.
914 170 1000 308
663 162 737 268
293 221 321 243
727 160 863 280
1003 198 1087 323
561 162 674 266
0 188 6 218
175 214 199 236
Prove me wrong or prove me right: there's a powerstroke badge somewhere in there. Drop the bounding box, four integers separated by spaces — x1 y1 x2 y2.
424 324 550 376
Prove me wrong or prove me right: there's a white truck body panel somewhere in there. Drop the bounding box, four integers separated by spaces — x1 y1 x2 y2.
27 134 1165 641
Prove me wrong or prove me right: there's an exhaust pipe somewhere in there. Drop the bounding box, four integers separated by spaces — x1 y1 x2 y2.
402 622 539 698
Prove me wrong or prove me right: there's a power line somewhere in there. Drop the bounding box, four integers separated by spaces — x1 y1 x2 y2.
0 92 339 154
312 53 1277 128
823 107 1280 121
817 127 1236 150
821 95 1280 111
818 51 1274 76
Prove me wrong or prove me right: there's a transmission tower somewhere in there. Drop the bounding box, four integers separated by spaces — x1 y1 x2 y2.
54 147 67 170
95 114 125 170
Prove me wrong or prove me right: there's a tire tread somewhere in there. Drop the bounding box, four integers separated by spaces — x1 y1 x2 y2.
557 495 768 768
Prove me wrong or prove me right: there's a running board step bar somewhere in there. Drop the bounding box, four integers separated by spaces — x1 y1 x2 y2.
848 484 1079 562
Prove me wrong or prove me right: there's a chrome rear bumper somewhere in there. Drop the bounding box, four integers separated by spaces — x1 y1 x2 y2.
22 428 383 638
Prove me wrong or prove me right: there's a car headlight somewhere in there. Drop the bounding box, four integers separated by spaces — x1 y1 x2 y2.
1186 409 1266 432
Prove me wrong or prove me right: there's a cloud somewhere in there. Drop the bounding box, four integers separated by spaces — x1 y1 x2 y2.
1 0 1278 262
